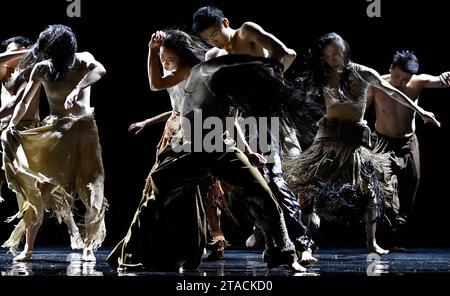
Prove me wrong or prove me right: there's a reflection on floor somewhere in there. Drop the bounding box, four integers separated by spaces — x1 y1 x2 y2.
1 247 449 276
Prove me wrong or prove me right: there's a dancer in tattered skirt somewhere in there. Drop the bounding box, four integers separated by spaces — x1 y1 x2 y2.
283 33 439 255
284 117 392 254
2 25 108 261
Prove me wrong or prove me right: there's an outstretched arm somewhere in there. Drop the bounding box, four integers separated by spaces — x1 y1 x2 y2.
415 72 450 88
147 31 190 91
357 64 441 127
0 50 28 64
65 52 106 109
128 110 172 135
239 22 296 72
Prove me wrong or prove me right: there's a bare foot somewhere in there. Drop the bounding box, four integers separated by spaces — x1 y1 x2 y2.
368 243 389 255
13 251 33 261
82 248 96 262
300 248 317 265
70 233 84 250
245 230 264 248
289 261 307 272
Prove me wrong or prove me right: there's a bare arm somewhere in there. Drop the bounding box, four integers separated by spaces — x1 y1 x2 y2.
365 85 376 108
357 64 440 127
147 31 190 91
0 49 28 64
65 52 107 109
75 52 106 90
240 22 296 71
8 63 44 128
0 83 26 119
232 109 266 167
205 47 228 61
128 110 172 135
415 72 450 88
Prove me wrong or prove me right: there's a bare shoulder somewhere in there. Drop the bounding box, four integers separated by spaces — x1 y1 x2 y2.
240 21 265 37
75 51 96 64
206 47 228 60
352 63 380 83
352 63 374 73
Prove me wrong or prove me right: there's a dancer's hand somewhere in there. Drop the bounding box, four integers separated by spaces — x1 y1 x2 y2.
439 72 450 86
149 31 166 49
420 110 441 127
65 87 80 109
246 151 267 167
128 120 150 135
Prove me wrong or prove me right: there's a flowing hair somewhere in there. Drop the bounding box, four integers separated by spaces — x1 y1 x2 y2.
292 32 365 102
208 55 325 148
162 29 210 67
19 24 77 81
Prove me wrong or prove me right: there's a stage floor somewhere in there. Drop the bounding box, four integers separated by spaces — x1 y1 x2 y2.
1 247 449 276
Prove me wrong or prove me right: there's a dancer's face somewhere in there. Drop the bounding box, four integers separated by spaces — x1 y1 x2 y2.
159 46 180 71
389 66 412 88
322 41 345 73
0 42 25 81
199 19 231 49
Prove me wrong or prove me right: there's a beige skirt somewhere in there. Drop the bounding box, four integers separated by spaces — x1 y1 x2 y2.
1 113 107 254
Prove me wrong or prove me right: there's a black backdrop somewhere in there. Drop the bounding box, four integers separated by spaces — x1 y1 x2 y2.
0 0 449 249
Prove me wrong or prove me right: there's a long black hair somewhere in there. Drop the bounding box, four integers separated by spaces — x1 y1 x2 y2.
293 32 365 102
208 55 325 148
19 24 77 81
162 29 210 67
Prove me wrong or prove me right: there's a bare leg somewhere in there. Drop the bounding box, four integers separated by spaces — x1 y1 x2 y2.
13 216 43 261
366 206 389 255
63 213 84 250
14 181 51 261
206 181 228 261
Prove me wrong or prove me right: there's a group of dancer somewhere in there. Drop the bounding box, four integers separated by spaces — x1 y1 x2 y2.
0 5 448 272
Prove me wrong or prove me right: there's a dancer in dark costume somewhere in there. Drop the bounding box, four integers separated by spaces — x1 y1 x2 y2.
366 50 447 250
192 5 317 263
108 29 213 270
283 33 439 255
108 53 323 272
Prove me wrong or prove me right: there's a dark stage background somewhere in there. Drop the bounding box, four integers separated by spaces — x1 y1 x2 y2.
0 0 449 250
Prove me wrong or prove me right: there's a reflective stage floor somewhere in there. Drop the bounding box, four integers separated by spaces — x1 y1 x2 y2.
1 247 449 276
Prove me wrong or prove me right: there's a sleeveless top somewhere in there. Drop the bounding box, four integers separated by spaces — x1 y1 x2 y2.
323 64 369 120
164 69 187 113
